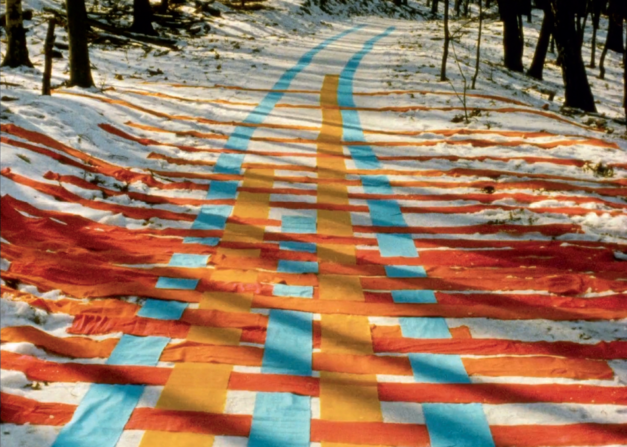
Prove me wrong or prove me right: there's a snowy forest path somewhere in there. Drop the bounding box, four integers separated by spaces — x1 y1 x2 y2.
1 17 627 447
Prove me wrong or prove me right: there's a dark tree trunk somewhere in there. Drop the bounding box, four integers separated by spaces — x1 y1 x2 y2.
519 0 532 23
131 0 156 35
431 0 439 14
440 0 450 81
66 0 94 87
606 0 625 53
1 0 33 68
158 0 169 14
472 0 483 89
496 0 524 72
42 19 56 96
550 0 596 112
527 0 553 80
589 4 601 68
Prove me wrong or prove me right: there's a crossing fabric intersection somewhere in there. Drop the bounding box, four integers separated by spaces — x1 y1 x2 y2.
1 25 627 447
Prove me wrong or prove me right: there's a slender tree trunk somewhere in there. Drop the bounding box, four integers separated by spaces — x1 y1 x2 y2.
496 0 524 72
599 34 610 79
472 0 483 89
131 0 156 35
158 0 169 14
550 34 555 53
66 0 94 87
1 0 33 68
589 8 600 68
549 0 596 112
440 0 450 81
431 0 439 14
577 11 588 48
606 0 625 53
42 19 56 96
527 0 553 80
521 0 532 23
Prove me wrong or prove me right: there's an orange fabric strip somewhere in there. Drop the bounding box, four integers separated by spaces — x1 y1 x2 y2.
1 351 171 385
0 326 117 358
378 383 627 404
252 295 627 321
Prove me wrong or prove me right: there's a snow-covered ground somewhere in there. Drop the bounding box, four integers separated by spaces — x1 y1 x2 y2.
1 1 626 446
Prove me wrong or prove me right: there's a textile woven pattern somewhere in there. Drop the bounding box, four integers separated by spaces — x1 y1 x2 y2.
1 25 627 447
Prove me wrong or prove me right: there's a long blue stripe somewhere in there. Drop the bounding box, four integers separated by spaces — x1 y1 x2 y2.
137 299 187 320
367 200 407 227
392 290 437 303
408 353 470 384
52 384 144 447
400 317 452 339
334 26 494 447
106 334 170 366
249 392 311 447
376 233 418 257
338 26 395 169
423 404 495 447
262 310 313 376
214 25 365 173
53 335 169 446
206 180 239 200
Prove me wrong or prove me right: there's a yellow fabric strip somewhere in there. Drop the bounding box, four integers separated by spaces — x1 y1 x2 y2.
139 431 215 447
155 362 232 413
231 192 271 219
315 75 382 432
200 291 254 313
317 210 354 237
320 371 382 422
221 223 266 243
317 243 357 264
320 314 373 355
318 275 363 301
217 248 261 258
187 326 242 345
241 168 275 188
318 182 349 204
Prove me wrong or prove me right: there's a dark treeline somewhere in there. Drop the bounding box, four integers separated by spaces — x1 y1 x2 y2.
430 0 626 118
2 0 626 121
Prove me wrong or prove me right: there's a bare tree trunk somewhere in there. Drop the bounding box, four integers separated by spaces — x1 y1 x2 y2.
1 0 33 68
158 0 169 14
472 0 483 89
66 0 94 87
42 19 56 96
550 0 596 112
589 5 601 68
496 0 524 72
131 0 156 35
527 0 553 80
431 0 439 14
440 0 450 81
606 0 625 53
